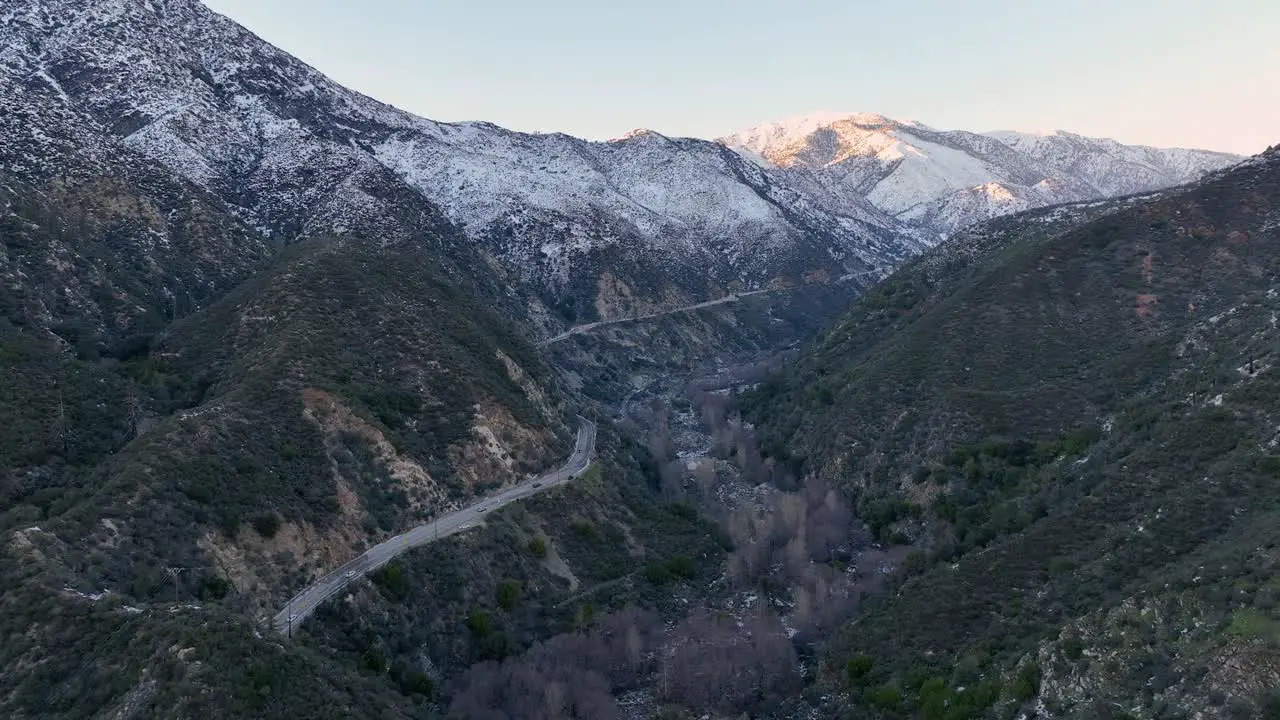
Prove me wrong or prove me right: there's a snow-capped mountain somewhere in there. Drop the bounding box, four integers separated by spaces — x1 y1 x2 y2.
0 0 927 334
721 113 1241 236
0 0 1245 336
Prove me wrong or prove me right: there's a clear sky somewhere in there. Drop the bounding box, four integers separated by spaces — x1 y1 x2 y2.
202 0 1276 154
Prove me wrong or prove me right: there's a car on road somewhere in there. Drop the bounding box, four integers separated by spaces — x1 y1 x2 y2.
344 570 356 579
532 481 542 488
477 506 488 513
288 614 297 622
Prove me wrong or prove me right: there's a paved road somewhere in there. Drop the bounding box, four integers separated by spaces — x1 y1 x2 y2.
537 269 886 346
538 290 773 346
274 418 597 634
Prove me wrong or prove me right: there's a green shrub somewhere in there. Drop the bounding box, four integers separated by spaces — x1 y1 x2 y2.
495 580 522 610
395 669 434 698
667 555 696 580
846 654 874 682
1011 663 1041 700
250 511 281 538
1225 609 1280 644
664 502 698 521
466 611 492 638
1048 558 1077 577
362 646 386 674
370 563 408 599
864 684 901 711
197 574 230 601
1062 636 1084 661
528 535 547 557
642 562 671 585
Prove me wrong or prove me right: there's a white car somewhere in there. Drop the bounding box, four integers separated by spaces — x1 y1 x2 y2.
344 570 356 579
288 613 297 622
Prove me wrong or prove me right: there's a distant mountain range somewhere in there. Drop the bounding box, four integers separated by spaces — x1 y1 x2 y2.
721 112 1240 235
0 0 1242 337
0 0 922 339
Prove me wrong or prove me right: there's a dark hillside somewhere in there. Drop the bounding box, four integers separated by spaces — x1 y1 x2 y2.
0 188 724 717
20 237 570 605
747 149 1280 717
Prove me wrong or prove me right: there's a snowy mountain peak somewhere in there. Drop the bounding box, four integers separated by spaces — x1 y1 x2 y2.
0 0 1247 330
0 0 928 335
725 111 908 138
985 128 1066 140
720 112 1242 235
610 128 668 143
976 182 1016 200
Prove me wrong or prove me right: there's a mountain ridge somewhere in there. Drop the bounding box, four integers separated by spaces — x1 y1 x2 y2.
721 111 1241 236
743 142 1280 718
3 0 1241 344
0 0 928 338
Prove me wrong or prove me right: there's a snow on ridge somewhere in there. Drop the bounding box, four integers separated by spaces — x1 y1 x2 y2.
720 111 921 156
720 112 1242 235
374 127 788 243
10 0 1236 298
0 0 924 292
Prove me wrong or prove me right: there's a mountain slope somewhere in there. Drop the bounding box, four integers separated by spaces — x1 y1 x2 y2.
722 112 1241 236
2 217 573 578
0 219 731 717
0 70 273 346
745 146 1280 717
0 0 928 336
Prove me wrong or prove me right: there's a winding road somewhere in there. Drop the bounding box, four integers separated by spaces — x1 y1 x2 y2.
538 289 774 346
537 269 886 346
274 418 596 634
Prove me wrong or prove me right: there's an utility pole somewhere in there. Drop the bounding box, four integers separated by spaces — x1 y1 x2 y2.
164 566 186 601
57 377 69 457
127 392 143 440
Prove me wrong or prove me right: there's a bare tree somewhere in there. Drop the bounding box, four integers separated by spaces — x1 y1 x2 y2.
646 401 674 462
450 607 664 718
692 459 718 497
659 460 686 500
662 609 800 713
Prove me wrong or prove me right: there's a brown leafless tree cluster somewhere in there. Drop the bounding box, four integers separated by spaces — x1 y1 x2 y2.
694 390 791 491
449 607 663 719
683 352 797 394
639 388 790 503
687 389 874 641
641 399 689 500
447 381 874 718
721 474 872 640
450 603 806 717
658 609 801 713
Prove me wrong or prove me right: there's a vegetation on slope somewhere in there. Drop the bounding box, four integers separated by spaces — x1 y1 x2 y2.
302 424 730 703
545 278 860 407
5 232 570 594
0 163 598 715
0 162 737 717
746 150 1280 717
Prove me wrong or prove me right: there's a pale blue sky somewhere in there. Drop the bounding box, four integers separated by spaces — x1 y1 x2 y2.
202 0 1276 154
